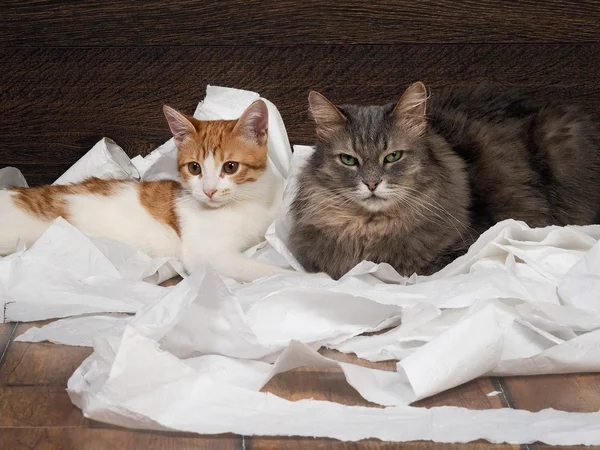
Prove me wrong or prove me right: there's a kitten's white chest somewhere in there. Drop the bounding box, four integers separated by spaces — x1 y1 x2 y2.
177 195 280 272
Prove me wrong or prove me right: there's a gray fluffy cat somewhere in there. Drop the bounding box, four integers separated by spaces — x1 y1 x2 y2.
289 82 600 279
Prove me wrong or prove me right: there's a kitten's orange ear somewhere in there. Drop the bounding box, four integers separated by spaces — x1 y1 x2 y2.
393 82 428 135
163 105 197 146
233 100 269 146
308 91 346 139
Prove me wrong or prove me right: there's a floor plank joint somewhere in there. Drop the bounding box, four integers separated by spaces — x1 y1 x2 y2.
0 323 18 370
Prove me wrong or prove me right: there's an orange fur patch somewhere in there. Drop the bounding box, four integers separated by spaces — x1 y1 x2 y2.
11 177 183 237
10 177 119 221
177 118 268 184
137 180 182 236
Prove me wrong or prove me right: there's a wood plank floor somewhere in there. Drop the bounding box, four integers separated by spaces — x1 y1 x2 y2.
1 319 599 449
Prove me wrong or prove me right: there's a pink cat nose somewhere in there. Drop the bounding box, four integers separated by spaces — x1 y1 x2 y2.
364 181 380 191
204 189 217 199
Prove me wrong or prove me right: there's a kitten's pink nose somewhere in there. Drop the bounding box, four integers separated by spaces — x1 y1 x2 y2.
204 189 217 199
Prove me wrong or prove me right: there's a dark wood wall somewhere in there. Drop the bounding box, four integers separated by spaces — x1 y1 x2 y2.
1 0 599 186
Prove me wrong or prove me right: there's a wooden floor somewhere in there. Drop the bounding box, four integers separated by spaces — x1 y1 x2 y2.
1 319 600 449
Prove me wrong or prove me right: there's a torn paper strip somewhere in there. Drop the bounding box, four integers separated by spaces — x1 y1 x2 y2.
15 313 130 347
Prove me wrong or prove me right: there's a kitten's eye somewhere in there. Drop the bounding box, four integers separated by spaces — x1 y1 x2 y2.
188 162 202 175
340 154 359 166
384 151 403 163
222 161 239 174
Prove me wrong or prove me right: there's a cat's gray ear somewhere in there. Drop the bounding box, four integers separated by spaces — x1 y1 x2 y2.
163 105 197 146
308 91 346 140
233 100 269 146
393 82 428 135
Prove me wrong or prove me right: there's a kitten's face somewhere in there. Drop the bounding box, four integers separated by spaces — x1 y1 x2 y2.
308 83 429 213
163 101 269 208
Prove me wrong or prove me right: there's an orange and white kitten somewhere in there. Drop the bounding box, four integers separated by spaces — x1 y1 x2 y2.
0 100 291 282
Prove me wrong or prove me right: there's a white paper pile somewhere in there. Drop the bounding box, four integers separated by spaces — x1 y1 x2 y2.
2 86 600 445
65 266 600 445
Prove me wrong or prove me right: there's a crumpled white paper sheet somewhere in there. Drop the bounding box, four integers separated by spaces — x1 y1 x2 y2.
3 86 600 444
0 218 182 321
54 138 141 185
15 313 130 347
0 166 28 189
65 266 600 445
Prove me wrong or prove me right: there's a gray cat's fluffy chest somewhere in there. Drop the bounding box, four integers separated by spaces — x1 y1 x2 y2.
289 181 463 279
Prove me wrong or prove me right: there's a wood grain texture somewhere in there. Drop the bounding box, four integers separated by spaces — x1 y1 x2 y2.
498 375 600 449
1 0 598 46
501 373 600 412
248 441 520 450
0 323 17 369
1 44 599 186
0 428 240 450
0 386 88 427
0 323 92 386
532 447 599 450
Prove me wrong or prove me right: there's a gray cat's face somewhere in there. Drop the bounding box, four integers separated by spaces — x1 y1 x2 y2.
308 83 429 213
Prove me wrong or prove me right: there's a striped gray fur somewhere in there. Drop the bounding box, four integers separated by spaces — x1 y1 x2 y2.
289 82 600 279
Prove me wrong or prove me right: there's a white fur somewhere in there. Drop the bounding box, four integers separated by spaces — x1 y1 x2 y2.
0 183 180 259
0 190 50 254
179 164 289 282
67 184 181 258
356 180 395 212
188 152 251 208
0 166 290 283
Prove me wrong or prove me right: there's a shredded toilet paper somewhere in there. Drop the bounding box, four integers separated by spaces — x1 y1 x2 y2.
2 86 600 444
0 167 28 189
64 266 600 445
53 138 141 185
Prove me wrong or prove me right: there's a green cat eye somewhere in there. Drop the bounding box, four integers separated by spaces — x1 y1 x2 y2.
340 154 359 166
384 151 403 163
